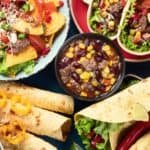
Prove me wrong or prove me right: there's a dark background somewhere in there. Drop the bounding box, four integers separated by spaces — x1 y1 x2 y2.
21 18 150 150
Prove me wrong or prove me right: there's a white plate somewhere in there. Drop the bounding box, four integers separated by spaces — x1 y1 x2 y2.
0 1 70 81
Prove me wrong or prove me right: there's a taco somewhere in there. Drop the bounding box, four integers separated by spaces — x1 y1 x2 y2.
87 0 127 39
75 77 150 150
118 0 150 54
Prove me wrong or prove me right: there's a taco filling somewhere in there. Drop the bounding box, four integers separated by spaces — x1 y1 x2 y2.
119 0 150 52
0 0 65 77
89 0 126 38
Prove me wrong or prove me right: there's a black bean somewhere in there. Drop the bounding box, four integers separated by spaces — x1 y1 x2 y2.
76 49 86 57
71 72 80 82
95 70 102 81
59 57 71 68
95 55 103 62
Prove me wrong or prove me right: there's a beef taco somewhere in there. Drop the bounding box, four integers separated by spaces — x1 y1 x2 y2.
75 77 150 150
87 0 128 39
118 0 150 54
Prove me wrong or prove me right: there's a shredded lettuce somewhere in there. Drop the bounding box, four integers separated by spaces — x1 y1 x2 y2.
0 60 35 76
76 117 122 150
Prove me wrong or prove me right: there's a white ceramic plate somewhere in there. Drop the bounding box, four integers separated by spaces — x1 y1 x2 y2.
0 1 70 81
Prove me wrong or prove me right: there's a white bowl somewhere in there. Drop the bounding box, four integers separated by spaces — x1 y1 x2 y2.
0 1 70 81
0 142 4 150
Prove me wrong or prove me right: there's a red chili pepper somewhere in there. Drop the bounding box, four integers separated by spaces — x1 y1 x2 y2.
117 121 150 150
28 35 48 56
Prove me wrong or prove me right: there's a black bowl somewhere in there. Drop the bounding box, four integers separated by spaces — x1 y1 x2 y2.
55 33 125 102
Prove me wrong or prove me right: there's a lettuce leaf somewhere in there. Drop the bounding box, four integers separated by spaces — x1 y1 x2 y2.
76 117 122 150
0 60 35 76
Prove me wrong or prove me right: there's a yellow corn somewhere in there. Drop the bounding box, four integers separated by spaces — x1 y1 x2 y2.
80 71 91 81
111 78 116 85
78 57 87 64
69 47 74 52
80 92 87 97
95 91 100 95
66 52 74 58
87 45 93 51
79 43 86 49
102 44 111 51
86 53 92 59
76 68 83 74
92 80 99 87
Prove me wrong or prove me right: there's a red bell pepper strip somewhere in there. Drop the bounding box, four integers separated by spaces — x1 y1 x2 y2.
117 121 150 150
28 35 48 55
0 33 9 44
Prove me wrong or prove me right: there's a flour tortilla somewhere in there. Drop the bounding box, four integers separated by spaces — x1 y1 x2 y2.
0 81 74 114
75 78 150 150
75 78 150 123
129 132 150 150
9 106 72 142
1 133 57 150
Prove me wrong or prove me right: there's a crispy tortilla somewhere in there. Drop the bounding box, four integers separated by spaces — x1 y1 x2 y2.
0 82 74 114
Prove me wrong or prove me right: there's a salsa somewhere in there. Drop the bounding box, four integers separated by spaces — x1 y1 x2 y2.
57 37 122 99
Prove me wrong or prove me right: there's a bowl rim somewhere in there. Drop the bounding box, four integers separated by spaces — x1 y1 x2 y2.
117 34 150 56
55 33 126 102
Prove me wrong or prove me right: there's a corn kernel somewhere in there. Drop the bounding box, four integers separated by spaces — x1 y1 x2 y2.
87 45 93 51
108 21 115 30
78 57 87 64
69 47 74 52
102 44 111 52
66 52 74 58
80 92 87 97
110 78 116 85
90 50 95 54
109 61 113 66
103 66 110 74
109 0 114 3
76 68 83 74
113 0 119 2
79 43 86 49
95 91 100 95
80 71 91 81
101 11 107 17
105 86 111 91
86 53 92 59
92 80 99 87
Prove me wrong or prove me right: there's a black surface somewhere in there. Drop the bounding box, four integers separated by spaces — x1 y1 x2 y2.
20 18 150 150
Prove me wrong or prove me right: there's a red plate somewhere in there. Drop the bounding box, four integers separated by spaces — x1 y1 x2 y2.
69 0 150 62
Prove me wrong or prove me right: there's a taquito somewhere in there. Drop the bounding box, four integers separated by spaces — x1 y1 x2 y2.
0 81 74 114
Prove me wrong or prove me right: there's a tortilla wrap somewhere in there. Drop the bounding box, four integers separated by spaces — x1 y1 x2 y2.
75 77 150 150
0 82 74 114
1 133 57 150
8 106 72 142
75 78 150 123
129 132 150 150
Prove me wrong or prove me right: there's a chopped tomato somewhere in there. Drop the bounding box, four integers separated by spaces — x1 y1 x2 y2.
0 33 9 44
59 0 64 7
28 35 47 55
34 0 45 23
2 0 10 5
43 2 56 23
121 0 126 7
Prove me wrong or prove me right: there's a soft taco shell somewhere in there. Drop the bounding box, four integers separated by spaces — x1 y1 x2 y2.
129 132 150 150
0 82 74 114
75 77 150 123
9 107 71 142
1 133 57 150
44 12 66 36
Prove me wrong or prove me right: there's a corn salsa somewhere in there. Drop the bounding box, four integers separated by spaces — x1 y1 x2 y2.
58 38 122 99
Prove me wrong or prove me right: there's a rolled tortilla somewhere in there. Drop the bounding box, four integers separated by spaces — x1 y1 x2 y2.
129 132 150 150
75 77 150 123
10 106 72 142
0 82 74 114
1 133 57 150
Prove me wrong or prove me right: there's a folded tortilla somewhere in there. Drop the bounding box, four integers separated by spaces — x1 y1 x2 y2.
129 132 150 150
0 82 74 114
75 77 150 123
75 77 150 149
9 106 72 142
1 133 57 150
